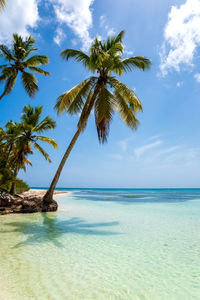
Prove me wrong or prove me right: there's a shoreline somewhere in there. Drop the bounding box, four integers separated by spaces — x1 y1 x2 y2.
19 189 69 198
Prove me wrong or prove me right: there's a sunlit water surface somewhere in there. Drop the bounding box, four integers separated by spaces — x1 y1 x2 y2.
0 188 200 300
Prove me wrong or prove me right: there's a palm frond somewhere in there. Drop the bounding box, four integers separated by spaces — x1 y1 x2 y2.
0 64 8 69
0 66 17 78
114 30 125 43
0 45 16 62
115 90 139 130
1 75 17 96
56 77 97 115
94 85 115 143
121 56 151 71
28 66 50 76
108 77 142 112
33 142 51 162
36 136 58 149
21 71 38 97
55 79 92 114
21 105 42 128
60 49 90 68
25 55 49 67
34 116 56 133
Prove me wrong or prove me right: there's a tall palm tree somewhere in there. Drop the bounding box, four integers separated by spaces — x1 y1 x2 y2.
0 105 58 194
43 30 151 205
0 34 49 101
0 0 6 10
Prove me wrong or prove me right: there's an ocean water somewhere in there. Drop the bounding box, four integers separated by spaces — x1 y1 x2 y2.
0 188 200 300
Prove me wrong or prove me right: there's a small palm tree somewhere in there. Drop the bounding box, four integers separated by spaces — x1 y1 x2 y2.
0 34 49 101
0 105 58 194
43 30 151 205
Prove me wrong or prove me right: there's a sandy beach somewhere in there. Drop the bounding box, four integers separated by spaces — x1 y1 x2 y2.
19 189 69 198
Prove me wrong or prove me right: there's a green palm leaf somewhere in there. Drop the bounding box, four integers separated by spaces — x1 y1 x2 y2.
21 71 38 97
115 90 139 130
108 77 142 112
121 56 151 71
94 86 115 143
0 34 49 101
28 66 50 76
33 142 51 162
34 116 56 133
60 49 90 68
0 45 16 61
36 136 58 149
25 55 49 67
55 79 92 114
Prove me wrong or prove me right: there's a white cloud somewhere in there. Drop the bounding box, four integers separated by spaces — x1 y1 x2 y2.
50 0 94 50
176 81 183 87
0 0 39 43
159 0 200 76
54 27 66 46
118 136 134 152
134 140 163 159
99 15 115 37
99 15 106 28
194 73 200 82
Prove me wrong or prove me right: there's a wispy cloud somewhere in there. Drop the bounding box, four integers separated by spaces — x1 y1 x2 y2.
159 0 200 76
177 81 183 87
118 136 134 152
134 140 163 159
50 0 94 50
99 15 115 36
194 73 200 83
53 27 66 46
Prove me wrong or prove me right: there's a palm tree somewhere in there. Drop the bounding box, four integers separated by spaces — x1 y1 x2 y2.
0 105 58 194
43 30 151 205
0 34 49 101
0 0 6 10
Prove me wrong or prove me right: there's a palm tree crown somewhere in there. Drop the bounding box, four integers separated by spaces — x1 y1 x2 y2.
0 105 57 194
43 30 151 205
0 34 50 100
56 30 151 143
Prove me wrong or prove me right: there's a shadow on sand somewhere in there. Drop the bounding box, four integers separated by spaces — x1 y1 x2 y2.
1 213 120 248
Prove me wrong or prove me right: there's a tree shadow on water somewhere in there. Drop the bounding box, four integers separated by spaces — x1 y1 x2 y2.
1 213 120 248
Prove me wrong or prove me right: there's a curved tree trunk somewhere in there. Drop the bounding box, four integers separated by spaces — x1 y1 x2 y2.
43 128 82 205
43 85 101 206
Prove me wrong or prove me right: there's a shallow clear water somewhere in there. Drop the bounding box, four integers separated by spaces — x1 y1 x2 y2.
0 189 200 300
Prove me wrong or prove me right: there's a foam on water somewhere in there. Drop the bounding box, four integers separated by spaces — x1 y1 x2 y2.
0 189 200 300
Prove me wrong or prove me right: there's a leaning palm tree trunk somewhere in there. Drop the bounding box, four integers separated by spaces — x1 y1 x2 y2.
43 86 100 205
43 128 81 204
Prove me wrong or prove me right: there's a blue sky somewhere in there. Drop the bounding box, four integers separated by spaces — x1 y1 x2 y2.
0 0 200 188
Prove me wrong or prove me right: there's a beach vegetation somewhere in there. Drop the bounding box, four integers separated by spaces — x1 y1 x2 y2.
43 30 151 204
0 105 57 195
0 34 50 101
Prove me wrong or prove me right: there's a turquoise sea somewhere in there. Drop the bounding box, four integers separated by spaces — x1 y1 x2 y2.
0 188 200 300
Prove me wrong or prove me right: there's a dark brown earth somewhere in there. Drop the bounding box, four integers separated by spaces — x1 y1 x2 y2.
0 189 67 214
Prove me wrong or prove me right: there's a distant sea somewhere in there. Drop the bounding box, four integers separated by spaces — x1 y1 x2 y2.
0 188 200 299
